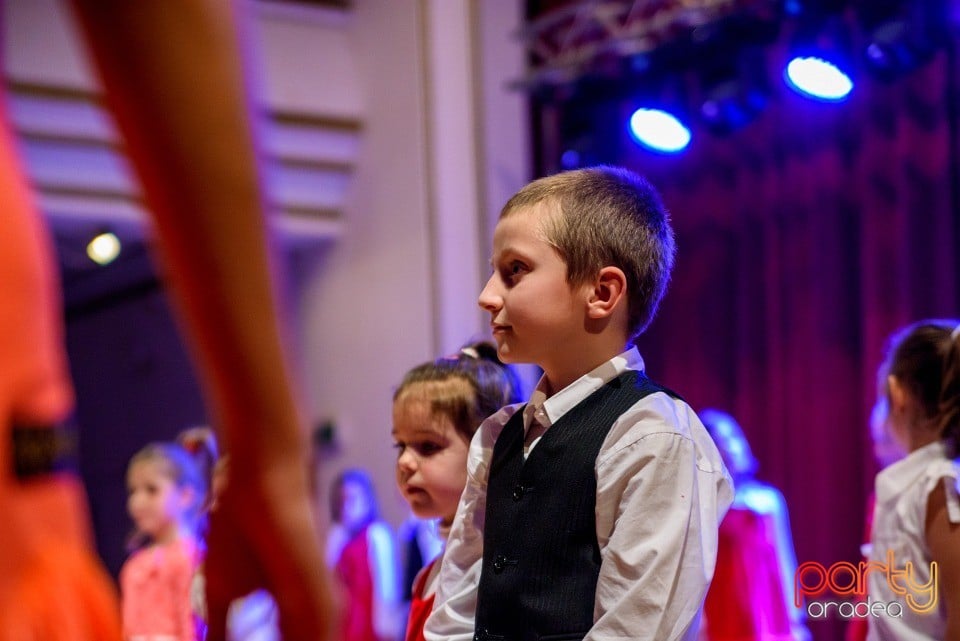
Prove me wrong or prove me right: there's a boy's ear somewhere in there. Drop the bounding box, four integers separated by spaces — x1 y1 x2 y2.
586 266 627 319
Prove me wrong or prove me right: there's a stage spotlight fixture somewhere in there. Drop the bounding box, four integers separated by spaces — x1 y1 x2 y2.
784 11 855 101
701 80 769 133
556 96 624 169
627 74 693 153
699 46 770 134
785 56 853 100
859 0 948 82
560 149 582 170
628 107 691 153
87 231 121 265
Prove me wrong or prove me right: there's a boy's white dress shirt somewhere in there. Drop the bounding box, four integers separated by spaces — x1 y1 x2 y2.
424 347 734 641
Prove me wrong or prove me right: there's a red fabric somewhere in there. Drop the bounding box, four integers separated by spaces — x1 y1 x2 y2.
403 558 438 641
704 508 792 641
335 525 377 641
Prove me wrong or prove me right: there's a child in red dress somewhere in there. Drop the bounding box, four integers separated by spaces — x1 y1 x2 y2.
700 409 809 641
326 468 401 641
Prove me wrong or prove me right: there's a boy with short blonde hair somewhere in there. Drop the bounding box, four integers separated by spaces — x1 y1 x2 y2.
425 166 734 641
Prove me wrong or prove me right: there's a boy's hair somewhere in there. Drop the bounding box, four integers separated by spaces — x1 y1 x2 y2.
882 319 960 453
394 341 520 443
501 166 675 340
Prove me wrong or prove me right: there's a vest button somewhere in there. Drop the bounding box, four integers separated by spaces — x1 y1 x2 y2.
512 484 524 501
493 555 506 573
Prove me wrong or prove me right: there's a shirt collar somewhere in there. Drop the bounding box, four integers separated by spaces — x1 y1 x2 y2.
522 346 645 431
875 439 951 504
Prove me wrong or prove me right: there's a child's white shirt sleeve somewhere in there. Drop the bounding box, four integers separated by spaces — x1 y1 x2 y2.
424 405 516 641
590 394 734 641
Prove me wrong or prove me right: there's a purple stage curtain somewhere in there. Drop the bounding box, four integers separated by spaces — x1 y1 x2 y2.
538 39 960 641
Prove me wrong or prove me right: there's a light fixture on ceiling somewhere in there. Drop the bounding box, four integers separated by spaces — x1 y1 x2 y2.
784 7 855 101
699 45 771 134
87 231 121 266
859 0 949 82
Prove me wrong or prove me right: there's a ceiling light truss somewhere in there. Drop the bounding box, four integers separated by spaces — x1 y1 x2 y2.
515 0 770 89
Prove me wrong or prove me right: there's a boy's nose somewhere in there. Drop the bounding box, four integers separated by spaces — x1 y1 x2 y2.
478 275 502 312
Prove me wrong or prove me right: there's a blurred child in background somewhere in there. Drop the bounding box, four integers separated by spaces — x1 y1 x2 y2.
122 436 215 641
700 409 808 641
398 514 445 625
866 320 960 640
180 427 281 641
327 468 402 641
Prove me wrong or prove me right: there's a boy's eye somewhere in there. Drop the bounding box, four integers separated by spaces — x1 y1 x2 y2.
503 261 528 283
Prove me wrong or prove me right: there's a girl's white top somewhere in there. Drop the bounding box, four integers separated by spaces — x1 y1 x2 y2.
868 440 960 640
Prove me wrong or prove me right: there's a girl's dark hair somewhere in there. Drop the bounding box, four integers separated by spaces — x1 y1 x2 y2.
329 467 379 531
882 319 960 453
393 341 521 443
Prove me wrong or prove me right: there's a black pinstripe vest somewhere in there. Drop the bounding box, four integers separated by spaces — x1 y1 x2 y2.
473 369 673 641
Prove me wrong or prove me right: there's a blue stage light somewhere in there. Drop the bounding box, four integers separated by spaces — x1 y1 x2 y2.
698 45 770 135
859 0 949 82
628 108 691 153
784 56 853 101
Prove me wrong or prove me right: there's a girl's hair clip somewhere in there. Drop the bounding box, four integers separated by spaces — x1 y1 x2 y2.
460 346 480 359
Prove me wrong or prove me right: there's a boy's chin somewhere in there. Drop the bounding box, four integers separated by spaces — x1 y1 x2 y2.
492 340 520 363
495 347 519 364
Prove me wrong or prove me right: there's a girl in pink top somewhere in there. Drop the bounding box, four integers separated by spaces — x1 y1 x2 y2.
121 440 212 641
